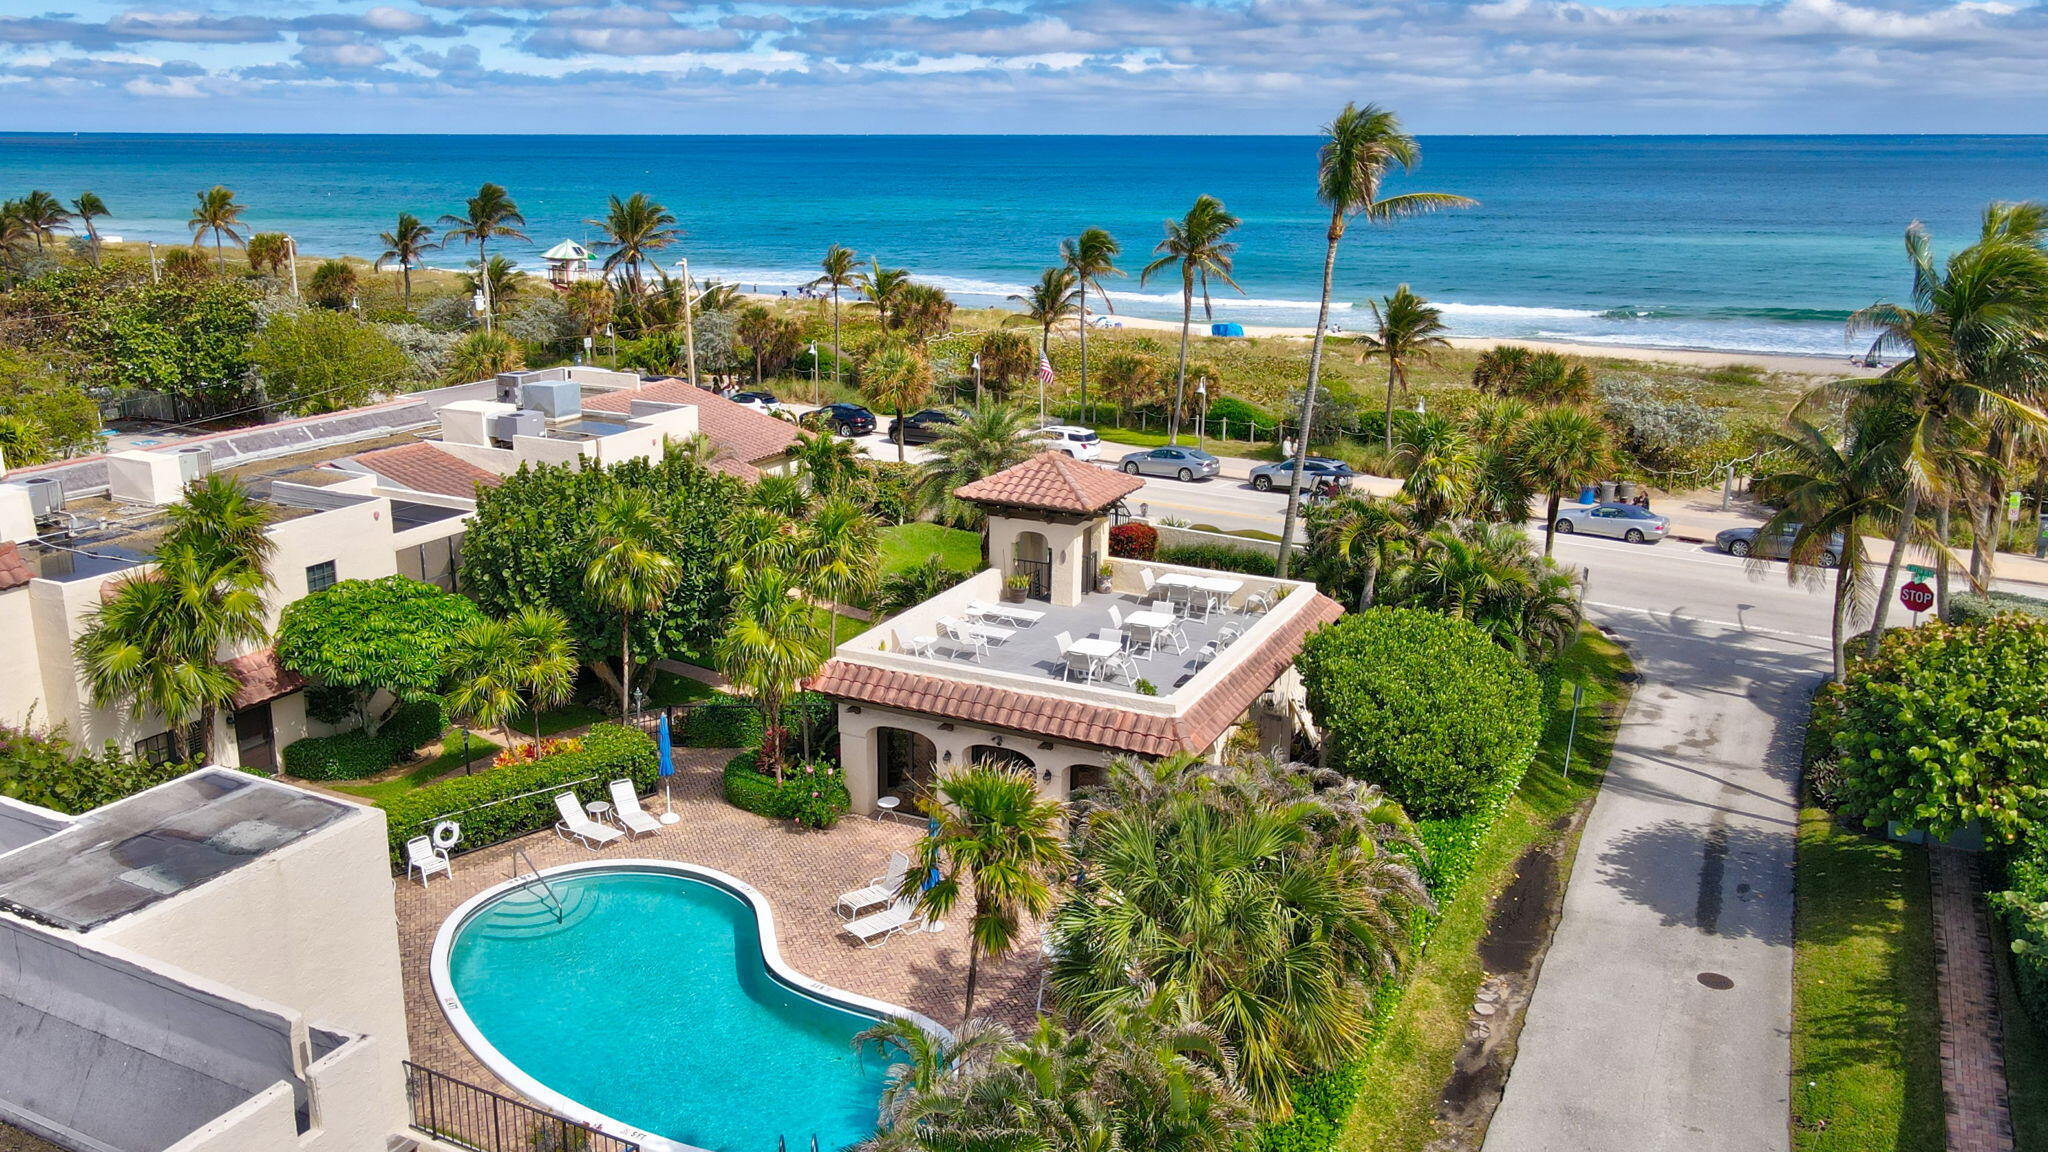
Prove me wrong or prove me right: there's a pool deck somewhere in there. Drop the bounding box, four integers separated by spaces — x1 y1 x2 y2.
392 747 1046 1099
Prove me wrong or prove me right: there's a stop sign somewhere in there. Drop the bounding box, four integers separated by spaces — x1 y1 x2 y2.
1900 580 1935 613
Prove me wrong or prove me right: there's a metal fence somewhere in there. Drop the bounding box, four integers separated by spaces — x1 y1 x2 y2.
404 1061 639 1152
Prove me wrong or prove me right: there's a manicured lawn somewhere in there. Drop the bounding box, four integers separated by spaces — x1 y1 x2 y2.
879 522 982 575
331 728 501 806
647 670 720 707
1339 626 1634 1152
507 701 607 738
1789 809 1942 1152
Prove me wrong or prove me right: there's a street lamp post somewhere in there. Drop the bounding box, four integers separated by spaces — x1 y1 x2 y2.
1195 376 1208 444
972 353 983 407
147 241 159 284
808 342 819 403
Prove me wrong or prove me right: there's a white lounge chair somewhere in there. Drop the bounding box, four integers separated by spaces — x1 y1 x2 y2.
554 792 623 849
837 851 912 917
843 897 924 948
405 836 450 887
937 618 989 661
968 599 1046 627
608 779 662 837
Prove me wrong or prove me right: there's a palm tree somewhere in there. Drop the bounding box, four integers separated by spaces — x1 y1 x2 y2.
71 192 108 264
902 761 1072 1025
852 1016 1014 1132
892 283 955 345
1360 285 1451 453
17 191 70 252
1515 404 1615 556
976 329 1036 401
1276 103 1476 579
440 183 528 331
583 492 681 718
799 495 881 629
507 606 578 746
74 476 275 762
245 232 291 276
1142 196 1242 445
1062 229 1123 417
810 245 860 390
1749 408 1913 681
858 259 911 328
377 213 436 311
308 259 358 310
1010 267 1081 361
791 429 865 499
592 192 681 295
443 618 527 750
861 341 935 462
1392 410 1479 529
1843 209 2048 649
443 330 525 383
188 186 248 272
919 404 1040 532
460 254 526 323
716 566 827 778
1316 494 1415 609
0 202 35 286
1390 521 1582 662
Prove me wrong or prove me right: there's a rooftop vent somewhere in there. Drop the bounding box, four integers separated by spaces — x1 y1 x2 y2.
175 446 213 483
490 409 546 444
519 379 581 420
23 476 63 521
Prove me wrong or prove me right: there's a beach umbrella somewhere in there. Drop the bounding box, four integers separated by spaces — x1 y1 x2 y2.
921 815 945 932
657 713 680 825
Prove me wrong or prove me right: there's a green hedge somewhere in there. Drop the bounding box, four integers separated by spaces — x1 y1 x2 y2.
282 698 447 781
1996 838 2048 1031
380 723 657 862
1157 542 1278 577
678 694 834 750
722 751 851 829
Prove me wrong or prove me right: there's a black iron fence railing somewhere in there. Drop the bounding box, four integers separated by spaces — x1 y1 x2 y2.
404 1061 639 1152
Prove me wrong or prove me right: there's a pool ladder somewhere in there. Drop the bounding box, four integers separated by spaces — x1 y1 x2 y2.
508 848 565 923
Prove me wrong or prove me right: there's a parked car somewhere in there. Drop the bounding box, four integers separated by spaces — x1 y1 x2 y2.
1119 445 1221 482
729 390 778 415
1031 425 1103 460
1716 524 1843 566
802 403 876 436
1552 502 1670 544
888 408 957 444
1246 456 1355 492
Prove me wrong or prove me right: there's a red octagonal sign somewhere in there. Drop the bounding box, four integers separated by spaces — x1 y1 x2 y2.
1900 580 1935 613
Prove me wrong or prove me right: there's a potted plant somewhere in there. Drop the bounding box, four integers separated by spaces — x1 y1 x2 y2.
1097 561 1115 594
1003 573 1032 603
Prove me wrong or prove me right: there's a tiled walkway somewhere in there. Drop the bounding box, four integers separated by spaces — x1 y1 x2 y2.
391 748 1046 1097
1930 846 2016 1152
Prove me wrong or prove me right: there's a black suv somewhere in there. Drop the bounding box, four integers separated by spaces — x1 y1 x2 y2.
803 403 876 436
889 408 957 445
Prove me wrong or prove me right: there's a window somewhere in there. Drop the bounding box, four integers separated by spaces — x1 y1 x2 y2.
305 560 337 593
135 723 205 765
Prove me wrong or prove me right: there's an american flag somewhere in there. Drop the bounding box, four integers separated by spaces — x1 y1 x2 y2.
1037 354 1056 385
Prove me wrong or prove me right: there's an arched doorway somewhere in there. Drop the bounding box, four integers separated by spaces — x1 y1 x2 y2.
1012 531 1052 601
968 744 1038 780
877 727 937 807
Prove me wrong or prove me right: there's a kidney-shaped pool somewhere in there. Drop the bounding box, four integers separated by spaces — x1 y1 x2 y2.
432 862 934 1152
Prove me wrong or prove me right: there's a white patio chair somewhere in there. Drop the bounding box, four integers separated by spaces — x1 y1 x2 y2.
554 792 623 849
1193 641 1220 669
1108 604 1124 630
907 634 938 659
1217 625 1243 647
405 836 450 887
837 851 912 917
843 897 925 948
937 618 990 661
1139 568 1158 594
1242 590 1276 616
608 779 662 837
1100 648 1138 684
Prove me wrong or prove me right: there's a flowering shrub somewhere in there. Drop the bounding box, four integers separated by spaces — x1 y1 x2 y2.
722 752 851 829
491 736 583 769
1109 522 1158 560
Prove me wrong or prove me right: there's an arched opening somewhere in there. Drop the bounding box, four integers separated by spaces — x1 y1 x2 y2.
968 743 1037 777
876 727 937 808
1069 762 1107 795
1012 531 1052 601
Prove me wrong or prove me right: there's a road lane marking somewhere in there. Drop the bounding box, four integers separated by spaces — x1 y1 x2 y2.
1584 601 1832 643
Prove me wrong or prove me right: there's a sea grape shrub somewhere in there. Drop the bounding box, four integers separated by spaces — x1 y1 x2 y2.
1109 522 1158 560
1830 616 2048 844
1994 837 2048 1029
1298 607 1542 819
1596 376 1726 475
1156 542 1275 576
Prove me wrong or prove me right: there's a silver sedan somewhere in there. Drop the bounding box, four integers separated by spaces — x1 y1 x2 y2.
1552 502 1670 544
1118 446 1222 481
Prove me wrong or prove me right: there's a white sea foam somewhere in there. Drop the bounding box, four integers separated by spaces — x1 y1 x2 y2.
1432 301 1606 321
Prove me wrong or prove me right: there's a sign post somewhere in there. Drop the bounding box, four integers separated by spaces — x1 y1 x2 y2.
1563 682 1586 782
1900 577 1935 621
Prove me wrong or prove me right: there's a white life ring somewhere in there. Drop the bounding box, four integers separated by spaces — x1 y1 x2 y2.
430 821 461 850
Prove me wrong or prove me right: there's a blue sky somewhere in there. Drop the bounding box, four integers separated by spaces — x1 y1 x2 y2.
3 0 2045 132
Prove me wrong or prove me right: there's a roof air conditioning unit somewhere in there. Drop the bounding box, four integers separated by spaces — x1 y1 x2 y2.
519 379 581 420
23 476 63 522
175 446 213 483
491 409 546 443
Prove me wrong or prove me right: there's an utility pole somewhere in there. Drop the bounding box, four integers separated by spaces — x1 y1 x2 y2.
677 257 699 388
147 241 159 284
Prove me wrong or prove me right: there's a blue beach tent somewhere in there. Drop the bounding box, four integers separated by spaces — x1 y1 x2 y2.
1210 322 1245 337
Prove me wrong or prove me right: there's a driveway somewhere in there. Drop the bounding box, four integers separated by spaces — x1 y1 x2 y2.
1484 537 1830 1152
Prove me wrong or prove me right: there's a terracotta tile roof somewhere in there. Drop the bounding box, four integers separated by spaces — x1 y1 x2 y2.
351 442 501 500
953 451 1143 515
582 379 801 467
811 593 1343 756
0 542 30 592
223 647 307 710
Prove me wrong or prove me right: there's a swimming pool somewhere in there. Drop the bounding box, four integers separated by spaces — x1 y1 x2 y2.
431 861 940 1152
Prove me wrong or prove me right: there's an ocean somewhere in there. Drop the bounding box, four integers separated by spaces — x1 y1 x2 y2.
2 133 2044 357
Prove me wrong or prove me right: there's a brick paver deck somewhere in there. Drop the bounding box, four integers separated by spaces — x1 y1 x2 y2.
392 748 1045 1098
1929 845 2016 1152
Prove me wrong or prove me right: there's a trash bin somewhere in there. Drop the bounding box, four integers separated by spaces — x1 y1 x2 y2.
1578 485 1598 505
1597 481 1617 504
1617 480 1638 501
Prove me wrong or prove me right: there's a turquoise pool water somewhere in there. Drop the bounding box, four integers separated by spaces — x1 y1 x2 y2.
446 869 888 1151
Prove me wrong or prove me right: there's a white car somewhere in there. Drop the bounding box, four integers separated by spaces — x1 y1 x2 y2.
1033 425 1102 460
